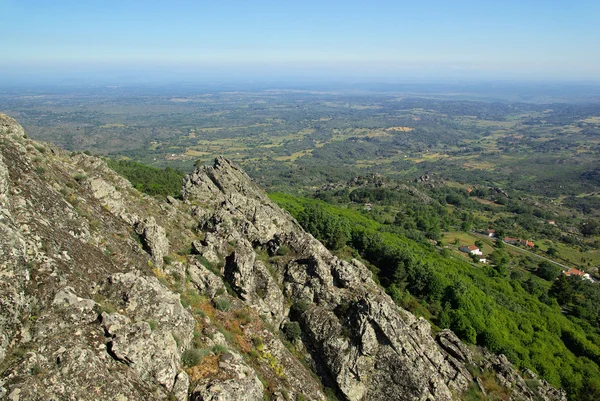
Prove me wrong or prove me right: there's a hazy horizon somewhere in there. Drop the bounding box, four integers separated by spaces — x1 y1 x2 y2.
2 0 599 85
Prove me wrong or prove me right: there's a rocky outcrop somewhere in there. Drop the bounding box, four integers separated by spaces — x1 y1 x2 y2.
0 114 191 400
86 176 127 214
133 217 170 267
181 156 567 401
0 114 566 401
190 351 264 401
183 158 470 401
224 239 286 326
186 259 226 298
100 272 195 392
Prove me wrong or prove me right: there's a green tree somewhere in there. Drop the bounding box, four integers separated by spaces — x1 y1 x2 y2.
537 261 562 281
549 274 573 304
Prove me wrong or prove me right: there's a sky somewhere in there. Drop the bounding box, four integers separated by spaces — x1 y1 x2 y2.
1 0 599 83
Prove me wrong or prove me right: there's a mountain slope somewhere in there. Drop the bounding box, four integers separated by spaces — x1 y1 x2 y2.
0 113 565 401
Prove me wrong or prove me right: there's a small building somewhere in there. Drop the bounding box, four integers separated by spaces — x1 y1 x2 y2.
563 268 593 282
504 237 519 244
547 220 556 225
486 229 496 237
479 258 487 263
459 245 483 256
363 203 372 211
520 239 535 248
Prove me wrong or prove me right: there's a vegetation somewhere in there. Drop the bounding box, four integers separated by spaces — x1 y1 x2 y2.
106 159 185 197
214 296 231 312
271 192 600 401
181 348 208 367
7 84 600 400
282 322 302 342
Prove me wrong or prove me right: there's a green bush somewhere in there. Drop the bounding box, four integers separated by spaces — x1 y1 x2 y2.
283 322 302 341
276 245 291 256
73 173 88 182
291 300 310 315
214 296 231 312
181 349 204 367
212 344 228 354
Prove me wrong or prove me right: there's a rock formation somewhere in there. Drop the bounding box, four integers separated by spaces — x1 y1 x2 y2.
0 113 565 401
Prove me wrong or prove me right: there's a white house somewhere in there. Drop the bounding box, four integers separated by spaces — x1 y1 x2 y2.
563 268 594 282
459 245 483 256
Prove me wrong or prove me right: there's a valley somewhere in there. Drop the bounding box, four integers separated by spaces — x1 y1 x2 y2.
2 83 600 400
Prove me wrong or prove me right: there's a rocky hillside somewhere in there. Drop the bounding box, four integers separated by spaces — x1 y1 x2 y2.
0 113 566 401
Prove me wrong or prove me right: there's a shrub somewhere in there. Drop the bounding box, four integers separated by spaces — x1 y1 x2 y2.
252 336 264 350
324 387 340 401
106 159 185 198
73 173 88 182
291 300 310 315
283 322 302 342
212 344 228 354
214 296 231 312
276 245 291 256
181 349 204 367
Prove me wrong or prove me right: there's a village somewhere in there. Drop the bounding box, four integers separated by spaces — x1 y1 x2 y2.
450 228 597 283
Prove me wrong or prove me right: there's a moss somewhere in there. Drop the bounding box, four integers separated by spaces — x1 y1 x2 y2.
147 319 158 331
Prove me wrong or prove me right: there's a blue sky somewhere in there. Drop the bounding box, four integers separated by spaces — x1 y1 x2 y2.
1 0 599 82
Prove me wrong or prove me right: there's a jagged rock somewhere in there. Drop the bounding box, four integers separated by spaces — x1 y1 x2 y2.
224 239 286 326
86 177 126 214
101 311 132 336
134 217 170 267
109 321 181 390
184 158 470 401
103 272 195 352
192 232 227 265
173 371 190 401
0 115 26 139
190 351 264 401
478 350 567 401
187 260 226 299
437 329 471 363
32 287 99 337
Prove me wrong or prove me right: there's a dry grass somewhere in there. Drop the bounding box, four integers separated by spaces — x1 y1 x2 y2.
385 126 414 132
185 354 219 382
